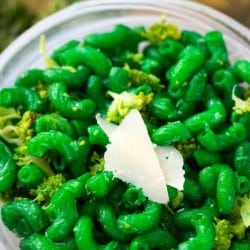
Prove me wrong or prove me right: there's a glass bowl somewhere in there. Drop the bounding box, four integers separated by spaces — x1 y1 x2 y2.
0 0 249 249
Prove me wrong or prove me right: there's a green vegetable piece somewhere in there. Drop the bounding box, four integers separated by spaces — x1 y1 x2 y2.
0 87 45 111
17 164 45 187
166 45 205 89
197 122 246 151
74 215 120 250
1 198 48 237
88 124 109 147
0 140 17 192
43 65 91 88
107 66 130 93
234 141 250 178
174 211 216 250
199 163 236 214
117 200 162 234
35 113 76 139
233 59 250 83
44 189 78 242
152 121 191 145
58 45 112 78
20 234 77 250
15 69 44 88
205 30 229 73
49 82 96 120
130 227 177 250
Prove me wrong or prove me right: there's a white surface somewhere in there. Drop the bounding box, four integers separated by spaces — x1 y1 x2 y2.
0 0 249 249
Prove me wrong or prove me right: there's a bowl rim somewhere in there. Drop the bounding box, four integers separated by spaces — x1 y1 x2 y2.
0 0 249 74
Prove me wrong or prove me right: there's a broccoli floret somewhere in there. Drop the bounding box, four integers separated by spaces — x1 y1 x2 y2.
143 19 181 45
232 86 250 114
29 173 66 205
106 91 154 123
215 193 250 250
13 111 54 176
124 64 163 91
89 151 105 175
215 219 233 250
0 106 20 144
238 193 250 228
175 137 200 159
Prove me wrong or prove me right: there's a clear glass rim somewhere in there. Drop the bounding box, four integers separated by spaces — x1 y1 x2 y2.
0 0 249 70
0 0 250 59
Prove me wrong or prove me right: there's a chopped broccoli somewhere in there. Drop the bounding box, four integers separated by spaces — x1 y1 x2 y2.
0 106 20 144
143 19 181 45
215 219 233 250
124 64 163 91
12 110 54 176
215 193 250 250
175 137 200 159
238 193 250 228
232 86 250 114
106 91 154 123
29 173 66 205
89 151 105 175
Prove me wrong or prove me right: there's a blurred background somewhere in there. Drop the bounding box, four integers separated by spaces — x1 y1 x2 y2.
1 0 250 52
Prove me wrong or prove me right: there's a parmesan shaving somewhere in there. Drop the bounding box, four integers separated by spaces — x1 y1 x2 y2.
97 109 184 204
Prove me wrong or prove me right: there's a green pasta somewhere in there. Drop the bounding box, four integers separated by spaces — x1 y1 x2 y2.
0 20 249 250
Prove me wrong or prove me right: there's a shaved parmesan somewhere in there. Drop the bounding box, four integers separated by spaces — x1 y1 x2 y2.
96 114 117 137
154 146 184 190
97 109 184 204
